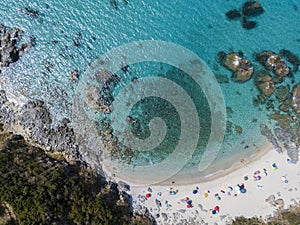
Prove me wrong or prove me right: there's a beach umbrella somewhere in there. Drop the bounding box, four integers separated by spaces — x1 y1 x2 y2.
227 186 233 192
281 176 288 183
187 204 192 208
184 197 189 201
187 200 192 205
216 196 221 201
244 176 248 181
212 210 216 215
214 206 220 211
204 193 208 198
240 188 247 194
193 189 198 194
145 193 151 198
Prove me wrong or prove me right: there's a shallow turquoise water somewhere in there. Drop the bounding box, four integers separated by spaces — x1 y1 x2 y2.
1 0 300 182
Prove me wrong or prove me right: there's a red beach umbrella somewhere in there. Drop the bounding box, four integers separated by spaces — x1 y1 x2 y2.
145 193 151 198
214 206 220 211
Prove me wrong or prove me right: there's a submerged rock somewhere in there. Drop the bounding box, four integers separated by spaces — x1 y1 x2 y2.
254 71 275 97
225 9 242 20
218 51 254 82
291 83 300 115
215 74 229 83
235 125 243 134
242 1 264 16
278 104 289 113
276 84 290 102
279 49 300 72
269 111 292 129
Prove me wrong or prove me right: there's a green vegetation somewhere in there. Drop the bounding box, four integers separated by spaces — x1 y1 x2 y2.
0 132 152 225
232 207 300 225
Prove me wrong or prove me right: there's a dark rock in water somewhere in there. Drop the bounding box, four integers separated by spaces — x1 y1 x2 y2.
73 39 80 47
215 74 229 83
0 24 34 68
279 49 300 72
20 7 40 19
260 124 282 153
225 9 242 20
242 1 264 16
276 85 290 102
110 0 118 9
291 83 300 115
241 17 256 29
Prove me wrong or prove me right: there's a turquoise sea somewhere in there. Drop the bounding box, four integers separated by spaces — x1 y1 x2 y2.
1 0 300 184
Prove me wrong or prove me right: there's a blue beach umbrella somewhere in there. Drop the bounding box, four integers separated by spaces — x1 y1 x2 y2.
227 186 233 192
240 188 247 194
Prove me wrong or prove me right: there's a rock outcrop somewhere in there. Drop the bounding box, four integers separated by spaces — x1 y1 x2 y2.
254 71 275 97
218 51 254 82
242 1 264 16
260 124 282 154
0 91 78 161
0 23 34 69
255 51 290 83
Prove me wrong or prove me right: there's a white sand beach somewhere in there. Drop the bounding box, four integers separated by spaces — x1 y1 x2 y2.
128 146 300 224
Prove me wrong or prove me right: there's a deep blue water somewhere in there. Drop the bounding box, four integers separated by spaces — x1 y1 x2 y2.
1 0 300 183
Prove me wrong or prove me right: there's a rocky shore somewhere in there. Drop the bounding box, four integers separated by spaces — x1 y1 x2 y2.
0 22 156 224
218 48 300 164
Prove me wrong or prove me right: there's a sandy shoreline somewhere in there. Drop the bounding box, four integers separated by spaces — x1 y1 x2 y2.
125 145 300 224
103 142 272 186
